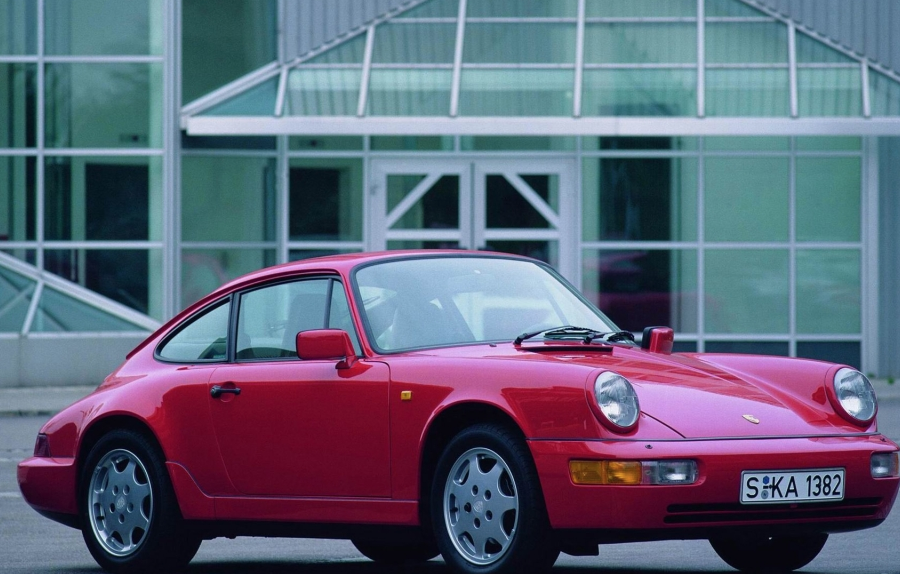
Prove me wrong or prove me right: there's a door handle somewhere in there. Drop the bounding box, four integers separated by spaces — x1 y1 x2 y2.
210 385 241 399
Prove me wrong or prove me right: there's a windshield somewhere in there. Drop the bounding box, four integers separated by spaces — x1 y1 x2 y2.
354 256 617 352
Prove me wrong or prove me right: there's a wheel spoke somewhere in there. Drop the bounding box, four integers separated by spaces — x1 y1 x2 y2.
88 448 154 558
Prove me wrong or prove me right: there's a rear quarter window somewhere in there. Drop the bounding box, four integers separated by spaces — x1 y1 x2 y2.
157 300 230 362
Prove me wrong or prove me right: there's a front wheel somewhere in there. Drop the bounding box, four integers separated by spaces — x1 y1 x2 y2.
709 533 828 573
431 424 559 574
80 429 200 574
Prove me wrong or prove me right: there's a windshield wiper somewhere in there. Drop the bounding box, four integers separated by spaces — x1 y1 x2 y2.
514 326 606 346
584 330 636 344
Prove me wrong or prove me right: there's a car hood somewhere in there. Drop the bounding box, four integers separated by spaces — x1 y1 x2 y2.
414 343 864 439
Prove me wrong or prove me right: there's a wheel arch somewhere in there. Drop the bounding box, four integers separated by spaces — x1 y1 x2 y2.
76 414 165 487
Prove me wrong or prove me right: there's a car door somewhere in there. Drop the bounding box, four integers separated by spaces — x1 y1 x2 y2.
207 277 391 498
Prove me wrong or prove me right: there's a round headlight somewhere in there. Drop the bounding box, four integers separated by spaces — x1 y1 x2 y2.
832 368 877 424
594 371 640 431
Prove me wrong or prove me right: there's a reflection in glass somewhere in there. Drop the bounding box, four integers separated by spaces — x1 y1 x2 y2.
0 266 35 332
705 23 787 64
797 341 860 369
705 249 789 334
44 249 156 315
373 23 455 64
0 0 36 54
464 24 575 64
583 249 697 333
705 69 789 116
182 156 276 242
285 69 361 116
45 156 159 241
181 249 276 308
459 69 573 116
796 157 860 242
796 250 860 334
583 157 697 242
367 69 451 116
582 70 695 116
45 0 162 55
798 68 862 116
45 63 162 148
0 64 35 148
584 23 695 64
0 157 35 241
704 157 788 242
289 158 363 241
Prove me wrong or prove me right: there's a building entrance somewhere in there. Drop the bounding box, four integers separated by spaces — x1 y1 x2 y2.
369 159 577 280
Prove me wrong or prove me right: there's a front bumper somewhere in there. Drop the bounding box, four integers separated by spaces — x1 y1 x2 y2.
530 434 899 538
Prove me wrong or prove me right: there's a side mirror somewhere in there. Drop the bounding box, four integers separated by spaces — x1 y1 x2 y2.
641 326 674 355
296 329 358 369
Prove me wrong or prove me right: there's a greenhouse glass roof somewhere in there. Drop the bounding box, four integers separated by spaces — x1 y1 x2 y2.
182 0 900 135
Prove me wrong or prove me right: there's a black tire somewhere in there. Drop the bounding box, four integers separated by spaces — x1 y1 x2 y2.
431 424 559 574
709 533 828 573
351 538 439 564
80 429 201 574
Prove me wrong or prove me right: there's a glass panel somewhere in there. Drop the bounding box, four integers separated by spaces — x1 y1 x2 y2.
797 341 860 369
582 157 697 242
796 249 860 334
1 248 35 265
289 136 363 150
706 23 787 64
182 134 276 150
32 287 144 333
157 301 230 361
387 240 461 250
285 69 361 116
796 157 860 242
367 69 452 116
0 63 36 148
202 76 278 116
587 137 698 150
586 0 696 18
704 136 789 151
372 23 456 64
795 136 860 151
289 249 360 261
466 0 577 17
0 266 34 332
705 69 789 116
289 158 363 241
237 279 330 360
306 34 365 64
401 0 459 18
45 156 160 241
870 70 900 117
387 174 459 230
181 249 276 307
796 34 856 64
461 136 575 151
584 23 696 64
705 249 789 334
582 249 698 333
182 0 277 103
485 175 552 229
371 136 453 150
464 24 576 64
705 341 788 356
704 157 789 242
705 0 766 18
45 63 162 148
459 69 573 116
798 68 861 116
44 249 158 316
0 0 36 54
672 340 697 352
0 156 35 241
582 69 696 116
45 0 162 55
329 281 362 355
182 156 276 242
481 240 559 268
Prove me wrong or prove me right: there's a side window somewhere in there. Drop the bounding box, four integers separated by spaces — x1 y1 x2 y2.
157 300 230 362
236 279 330 360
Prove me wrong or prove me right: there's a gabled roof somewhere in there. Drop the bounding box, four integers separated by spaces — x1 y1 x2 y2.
181 0 900 136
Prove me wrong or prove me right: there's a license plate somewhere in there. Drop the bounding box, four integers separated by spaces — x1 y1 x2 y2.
740 469 845 504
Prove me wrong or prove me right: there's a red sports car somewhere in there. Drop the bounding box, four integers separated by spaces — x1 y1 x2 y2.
18 252 899 574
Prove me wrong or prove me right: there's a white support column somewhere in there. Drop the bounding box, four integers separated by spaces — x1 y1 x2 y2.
788 23 798 118
696 0 705 118
862 63 871 119
573 0 585 118
450 0 467 117
356 26 375 118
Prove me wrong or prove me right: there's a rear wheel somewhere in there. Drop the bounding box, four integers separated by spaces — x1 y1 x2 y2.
431 424 559 574
351 539 439 564
80 429 200 574
709 533 828 573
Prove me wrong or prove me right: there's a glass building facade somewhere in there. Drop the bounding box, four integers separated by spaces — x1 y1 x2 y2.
2 0 900 384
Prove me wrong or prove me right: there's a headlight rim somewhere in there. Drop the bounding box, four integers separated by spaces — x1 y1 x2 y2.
827 367 877 426
589 370 641 433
